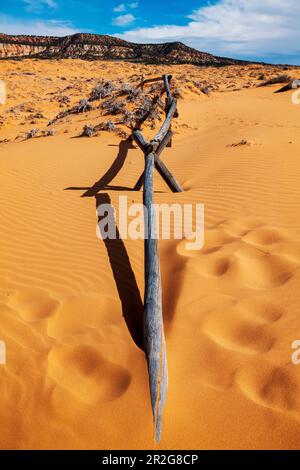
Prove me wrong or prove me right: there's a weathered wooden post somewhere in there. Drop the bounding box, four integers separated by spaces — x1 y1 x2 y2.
143 147 168 442
163 74 173 147
133 75 183 442
133 130 183 192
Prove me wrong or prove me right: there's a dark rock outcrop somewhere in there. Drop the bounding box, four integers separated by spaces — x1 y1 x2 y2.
0 33 246 66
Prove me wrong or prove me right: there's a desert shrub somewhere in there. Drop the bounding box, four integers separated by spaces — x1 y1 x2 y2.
148 82 165 95
201 87 210 96
42 129 56 137
258 73 266 80
26 128 38 139
57 95 71 105
115 128 129 139
90 81 115 100
31 112 45 119
99 120 116 132
102 99 126 115
118 82 139 96
117 82 140 97
81 124 95 137
77 99 93 113
259 74 291 87
134 96 161 123
122 110 135 127
48 99 93 125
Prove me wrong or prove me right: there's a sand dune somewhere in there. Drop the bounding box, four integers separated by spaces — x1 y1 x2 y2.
0 59 300 449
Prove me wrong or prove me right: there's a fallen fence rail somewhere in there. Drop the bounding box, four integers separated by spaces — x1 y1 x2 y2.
132 74 183 441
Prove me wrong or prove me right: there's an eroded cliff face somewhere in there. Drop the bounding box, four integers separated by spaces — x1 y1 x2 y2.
0 33 243 65
0 43 47 58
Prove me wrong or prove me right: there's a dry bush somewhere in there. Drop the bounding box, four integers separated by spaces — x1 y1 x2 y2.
57 95 71 106
48 99 94 125
259 74 291 87
81 124 95 137
42 129 56 137
102 99 126 116
98 120 116 132
26 128 38 139
90 81 115 100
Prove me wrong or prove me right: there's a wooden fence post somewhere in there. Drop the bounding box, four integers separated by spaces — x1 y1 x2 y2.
132 74 183 442
143 149 168 442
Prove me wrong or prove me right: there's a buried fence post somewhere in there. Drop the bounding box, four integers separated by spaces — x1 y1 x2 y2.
132 75 184 441
143 149 168 443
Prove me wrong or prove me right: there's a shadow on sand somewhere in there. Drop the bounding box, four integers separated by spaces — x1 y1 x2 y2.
64 138 147 349
95 193 144 350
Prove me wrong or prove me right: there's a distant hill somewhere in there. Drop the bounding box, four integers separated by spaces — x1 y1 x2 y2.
0 33 248 66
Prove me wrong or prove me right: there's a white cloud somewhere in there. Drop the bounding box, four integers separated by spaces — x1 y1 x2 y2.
0 15 78 36
129 2 138 8
23 0 58 12
116 0 300 62
113 4 126 13
112 14 135 27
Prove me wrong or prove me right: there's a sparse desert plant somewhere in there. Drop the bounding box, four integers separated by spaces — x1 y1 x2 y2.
102 98 126 116
118 82 135 95
227 139 250 147
122 110 135 128
148 83 164 95
31 112 45 120
57 95 71 105
90 80 115 100
99 120 116 132
259 74 291 87
118 84 142 101
115 128 129 139
48 99 94 125
77 99 93 113
26 128 38 139
42 129 56 137
201 87 210 96
81 124 95 137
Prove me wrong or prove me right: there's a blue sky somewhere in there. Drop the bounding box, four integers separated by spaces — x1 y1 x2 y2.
1 0 300 64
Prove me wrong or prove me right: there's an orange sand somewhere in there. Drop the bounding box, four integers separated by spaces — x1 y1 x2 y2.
0 60 300 449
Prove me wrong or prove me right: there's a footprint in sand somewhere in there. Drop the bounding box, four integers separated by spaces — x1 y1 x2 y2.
235 245 296 288
236 358 300 413
217 217 264 237
47 294 123 340
189 253 233 278
176 227 236 258
177 219 299 410
0 302 49 352
202 299 277 355
243 226 283 246
48 344 131 405
197 297 285 394
9 287 59 322
177 219 298 288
